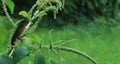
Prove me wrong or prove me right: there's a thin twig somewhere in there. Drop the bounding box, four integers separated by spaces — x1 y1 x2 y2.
49 29 54 49
28 0 38 21
55 39 77 46
2 0 16 27
7 46 15 57
41 46 99 64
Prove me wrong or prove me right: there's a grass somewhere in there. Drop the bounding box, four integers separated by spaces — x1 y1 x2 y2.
27 23 120 64
0 16 120 64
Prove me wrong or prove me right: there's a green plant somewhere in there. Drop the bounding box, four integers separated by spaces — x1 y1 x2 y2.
0 0 98 64
40 0 120 26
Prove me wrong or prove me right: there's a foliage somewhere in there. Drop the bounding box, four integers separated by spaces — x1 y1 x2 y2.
13 46 29 63
1 16 120 64
0 55 14 64
3 0 14 14
0 0 99 64
0 0 120 64
34 51 45 64
18 11 28 18
0 0 120 26
39 0 120 26
37 23 120 64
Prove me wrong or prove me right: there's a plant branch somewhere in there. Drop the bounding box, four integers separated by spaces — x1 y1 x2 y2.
2 0 16 27
41 46 99 64
7 46 15 57
28 0 38 20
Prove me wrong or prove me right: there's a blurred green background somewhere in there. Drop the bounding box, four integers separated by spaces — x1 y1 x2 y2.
0 0 120 64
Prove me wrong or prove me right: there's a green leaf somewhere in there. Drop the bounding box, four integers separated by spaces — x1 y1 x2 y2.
0 55 14 64
13 46 29 63
50 59 56 64
118 0 120 3
19 11 28 18
87 1 94 10
34 51 45 64
4 0 15 14
100 0 107 5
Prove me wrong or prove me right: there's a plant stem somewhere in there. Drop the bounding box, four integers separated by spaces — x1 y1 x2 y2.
7 46 15 57
41 46 99 64
2 0 16 27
